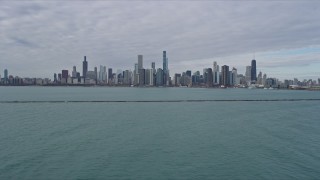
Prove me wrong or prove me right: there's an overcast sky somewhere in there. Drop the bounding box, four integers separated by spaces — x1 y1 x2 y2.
1 1 320 80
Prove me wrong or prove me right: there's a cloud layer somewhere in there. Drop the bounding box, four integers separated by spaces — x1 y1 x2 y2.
0 1 320 80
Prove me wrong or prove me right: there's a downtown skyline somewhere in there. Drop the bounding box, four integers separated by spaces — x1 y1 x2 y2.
1 1 320 80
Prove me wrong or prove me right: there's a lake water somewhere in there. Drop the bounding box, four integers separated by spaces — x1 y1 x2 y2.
0 87 320 179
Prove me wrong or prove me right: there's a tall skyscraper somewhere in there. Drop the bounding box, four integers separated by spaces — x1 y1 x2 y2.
138 69 145 86
207 68 213 87
221 65 229 86
108 68 113 83
156 68 163 86
4 69 8 83
163 51 169 86
251 59 257 82
83 56 88 78
72 66 77 78
138 55 143 70
213 61 220 85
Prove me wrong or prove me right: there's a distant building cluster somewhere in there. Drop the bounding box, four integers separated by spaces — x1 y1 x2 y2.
1 51 320 90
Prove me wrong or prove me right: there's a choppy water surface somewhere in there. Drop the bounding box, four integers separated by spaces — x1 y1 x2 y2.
0 87 320 179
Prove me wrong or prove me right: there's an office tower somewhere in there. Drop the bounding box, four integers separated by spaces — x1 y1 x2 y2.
221 65 229 86
145 69 154 86
72 66 77 78
262 73 267 86
245 66 252 83
251 59 257 82
156 68 163 86
62 70 68 79
232 67 237 86
151 62 155 71
83 56 88 78
213 61 220 85
132 63 138 85
207 68 213 87
163 51 169 85
54 73 57 82
138 69 145 86
138 55 143 70
108 68 113 83
257 71 262 84
98 65 105 82
186 70 191 77
174 73 181 86
94 67 98 83
58 73 62 81
4 69 8 83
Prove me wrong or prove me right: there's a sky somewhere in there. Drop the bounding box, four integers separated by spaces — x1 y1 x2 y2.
0 0 320 81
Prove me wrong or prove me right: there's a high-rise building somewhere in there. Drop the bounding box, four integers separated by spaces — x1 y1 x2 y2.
251 59 257 82
163 51 169 86
156 68 163 86
213 61 220 85
54 73 57 82
138 69 145 86
186 70 192 77
4 69 8 83
207 68 213 87
83 56 88 78
145 69 154 86
138 55 143 70
62 70 68 79
108 68 113 83
94 67 98 83
245 66 251 83
72 66 77 78
231 67 237 86
221 65 229 86
174 73 181 86
151 62 155 71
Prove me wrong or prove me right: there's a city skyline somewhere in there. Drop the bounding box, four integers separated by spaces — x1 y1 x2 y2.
1 1 320 79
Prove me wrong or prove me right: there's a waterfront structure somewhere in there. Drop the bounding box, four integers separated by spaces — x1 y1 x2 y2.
83 56 88 78
251 59 257 83
221 65 229 86
72 66 77 78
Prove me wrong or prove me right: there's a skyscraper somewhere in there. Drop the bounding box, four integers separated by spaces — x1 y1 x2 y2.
213 61 220 85
245 66 252 83
251 59 257 82
4 69 8 83
62 70 68 79
138 69 145 86
138 55 143 70
207 68 213 87
108 68 113 83
163 51 169 86
83 56 88 78
72 66 77 78
221 65 229 86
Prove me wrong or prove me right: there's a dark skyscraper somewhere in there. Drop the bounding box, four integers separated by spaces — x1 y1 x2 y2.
251 59 257 82
62 70 68 79
221 65 229 86
83 56 88 78
108 68 113 82
186 70 191 77
207 68 213 87
138 69 145 86
163 51 168 85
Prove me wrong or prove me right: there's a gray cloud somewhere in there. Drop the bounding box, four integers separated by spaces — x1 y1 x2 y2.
0 1 320 80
